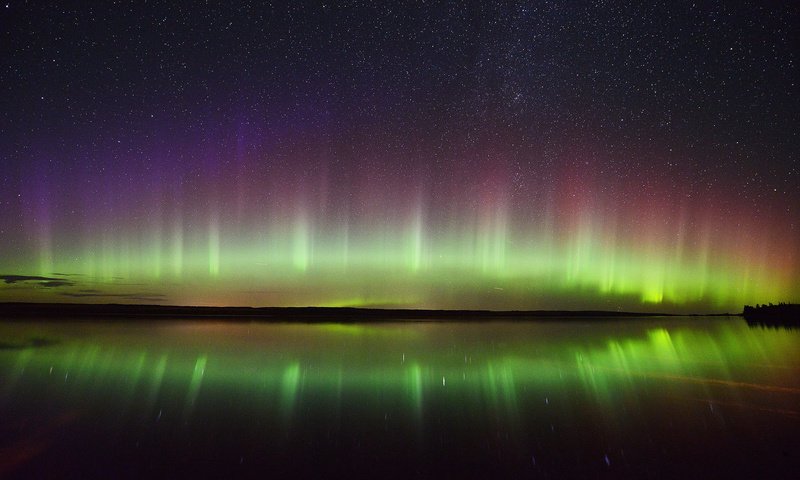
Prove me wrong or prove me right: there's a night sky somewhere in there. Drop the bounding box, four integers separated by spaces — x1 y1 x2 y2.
1 1 798 312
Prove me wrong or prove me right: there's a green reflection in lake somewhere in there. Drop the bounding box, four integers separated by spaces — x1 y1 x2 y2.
0 318 798 478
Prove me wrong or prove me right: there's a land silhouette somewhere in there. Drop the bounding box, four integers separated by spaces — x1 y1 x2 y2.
0 302 734 322
743 303 799 328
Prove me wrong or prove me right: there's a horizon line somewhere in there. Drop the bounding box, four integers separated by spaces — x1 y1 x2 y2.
0 301 742 319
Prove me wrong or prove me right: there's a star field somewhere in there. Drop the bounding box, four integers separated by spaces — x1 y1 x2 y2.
1 1 797 312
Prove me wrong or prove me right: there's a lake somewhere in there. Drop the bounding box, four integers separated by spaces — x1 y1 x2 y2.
1 317 798 478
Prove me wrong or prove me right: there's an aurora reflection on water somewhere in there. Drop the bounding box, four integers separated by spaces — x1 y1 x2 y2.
0 317 798 477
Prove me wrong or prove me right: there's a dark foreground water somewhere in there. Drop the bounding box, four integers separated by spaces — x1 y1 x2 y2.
0 317 798 478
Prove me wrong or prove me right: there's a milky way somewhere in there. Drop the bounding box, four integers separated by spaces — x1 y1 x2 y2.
1 2 797 312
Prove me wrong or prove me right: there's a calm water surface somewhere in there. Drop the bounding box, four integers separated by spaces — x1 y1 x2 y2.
1 317 798 478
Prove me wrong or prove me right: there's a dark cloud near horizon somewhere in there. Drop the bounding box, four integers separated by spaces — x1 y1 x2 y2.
1 275 76 287
60 292 167 302
40 280 74 288
1 274 165 301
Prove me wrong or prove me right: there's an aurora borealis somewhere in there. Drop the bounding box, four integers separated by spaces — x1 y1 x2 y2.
1 2 798 312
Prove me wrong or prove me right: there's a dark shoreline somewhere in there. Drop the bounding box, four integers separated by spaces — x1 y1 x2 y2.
0 302 736 322
742 304 799 328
